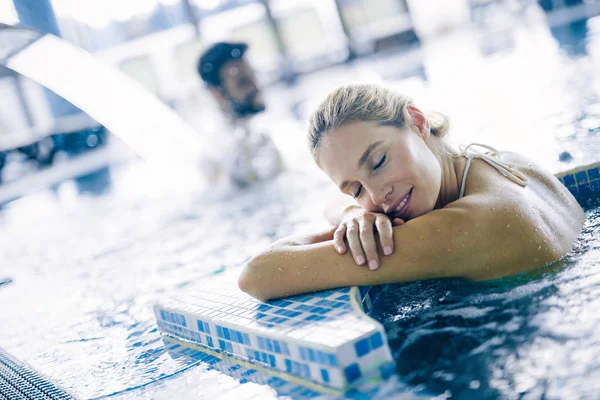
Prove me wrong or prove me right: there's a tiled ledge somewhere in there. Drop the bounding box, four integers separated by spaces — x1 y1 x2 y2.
154 276 391 392
556 161 600 202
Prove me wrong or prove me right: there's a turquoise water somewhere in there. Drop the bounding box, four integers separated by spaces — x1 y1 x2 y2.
1 6 600 400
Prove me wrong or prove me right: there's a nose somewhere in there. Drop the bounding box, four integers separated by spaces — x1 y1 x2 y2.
366 184 392 206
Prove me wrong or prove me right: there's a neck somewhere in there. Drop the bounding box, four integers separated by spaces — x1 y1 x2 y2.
436 154 467 209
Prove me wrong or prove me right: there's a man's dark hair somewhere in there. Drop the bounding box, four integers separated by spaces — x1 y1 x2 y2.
197 42 248 87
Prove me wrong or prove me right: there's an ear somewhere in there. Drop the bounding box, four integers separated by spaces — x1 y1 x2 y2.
407 105 431 140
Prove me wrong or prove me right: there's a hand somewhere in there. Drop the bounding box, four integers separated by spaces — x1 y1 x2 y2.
333 206 404 270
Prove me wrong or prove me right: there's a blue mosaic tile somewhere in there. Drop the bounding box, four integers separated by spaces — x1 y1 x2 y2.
369 332 384 350
580 183 591 194
344 363 361 383
589 167 600 180
354 338 370 358
576 171 588 184
563 174 576 186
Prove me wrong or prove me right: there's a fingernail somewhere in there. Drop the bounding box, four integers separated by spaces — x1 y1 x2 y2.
369 260 379 270
337 246 345 253
356 256 365 265
384 246 392 255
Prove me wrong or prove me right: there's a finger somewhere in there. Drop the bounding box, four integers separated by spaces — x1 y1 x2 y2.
392 218 405 227
333 225 347 254
359 222 379 270
375 216 394 256
346 221 366 265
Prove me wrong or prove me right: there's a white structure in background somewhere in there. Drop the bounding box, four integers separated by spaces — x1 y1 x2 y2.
406 0 471 39
0 1 18 24
96 24 212 132
7 34 205 167
339 0 413 54
5 0 420 142
92 1 352 139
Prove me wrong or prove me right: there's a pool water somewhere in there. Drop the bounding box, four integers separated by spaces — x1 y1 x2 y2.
2 5 600 400
371 205 600 398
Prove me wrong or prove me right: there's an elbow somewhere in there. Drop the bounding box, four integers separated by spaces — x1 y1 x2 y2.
238 257 273 302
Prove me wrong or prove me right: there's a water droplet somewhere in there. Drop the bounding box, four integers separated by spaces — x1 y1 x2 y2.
470 380 481 390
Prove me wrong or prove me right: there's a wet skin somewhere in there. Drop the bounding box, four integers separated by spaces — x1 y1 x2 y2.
239 119 585 301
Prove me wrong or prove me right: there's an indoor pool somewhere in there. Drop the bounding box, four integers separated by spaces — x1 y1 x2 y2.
2 6 600 400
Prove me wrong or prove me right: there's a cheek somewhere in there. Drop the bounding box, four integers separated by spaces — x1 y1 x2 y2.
429 158 443 187
354 192 378 212
360 201 380 213
414 149 441 185
422 160 442 206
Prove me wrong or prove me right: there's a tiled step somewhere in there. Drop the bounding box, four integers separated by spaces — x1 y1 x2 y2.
0 348 73 400
154 275 391 392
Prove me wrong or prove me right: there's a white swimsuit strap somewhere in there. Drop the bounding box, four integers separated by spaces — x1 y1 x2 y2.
458 143 529 199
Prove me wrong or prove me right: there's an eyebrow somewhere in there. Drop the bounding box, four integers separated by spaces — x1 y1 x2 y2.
338 141 384 191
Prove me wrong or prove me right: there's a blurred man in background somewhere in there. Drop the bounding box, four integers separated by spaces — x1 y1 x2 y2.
198 41 283 187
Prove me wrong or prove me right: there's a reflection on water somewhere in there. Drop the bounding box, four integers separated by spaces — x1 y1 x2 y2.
0 164 331 399
1 7 600 400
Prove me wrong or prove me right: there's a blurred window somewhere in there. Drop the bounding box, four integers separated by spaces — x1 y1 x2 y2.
279 8 329 60
174 38 205 85
119 56 160 96
361 0 408 24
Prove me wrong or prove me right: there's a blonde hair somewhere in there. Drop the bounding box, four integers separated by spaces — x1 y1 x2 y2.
308 84 456 163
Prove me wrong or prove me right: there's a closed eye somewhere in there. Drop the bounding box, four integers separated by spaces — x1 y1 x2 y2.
353 185 363 198
374 155 386 170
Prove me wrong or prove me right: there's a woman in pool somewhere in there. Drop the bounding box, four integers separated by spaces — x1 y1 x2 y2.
238 84 585 301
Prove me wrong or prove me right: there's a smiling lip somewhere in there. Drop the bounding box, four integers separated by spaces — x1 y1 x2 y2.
386 188 413 218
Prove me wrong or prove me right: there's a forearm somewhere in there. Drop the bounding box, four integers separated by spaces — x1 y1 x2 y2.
239 196 567 301
239 240 358 301
238 227 448 301
269 228 336 247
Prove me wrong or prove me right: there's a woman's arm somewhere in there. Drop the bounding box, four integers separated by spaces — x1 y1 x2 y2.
323 191 404 268
238 191 573 301
267 228 337 247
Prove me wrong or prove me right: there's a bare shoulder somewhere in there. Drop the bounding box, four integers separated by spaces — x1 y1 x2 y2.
462 151 585 257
